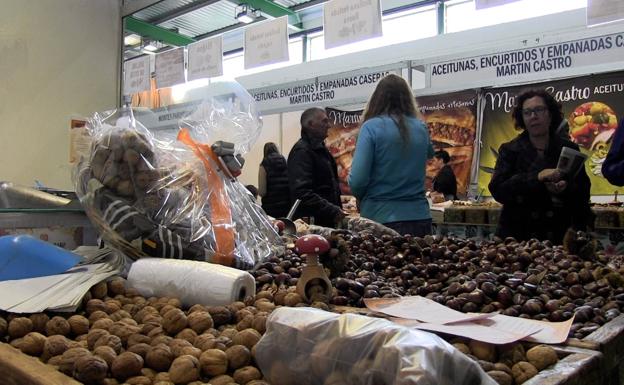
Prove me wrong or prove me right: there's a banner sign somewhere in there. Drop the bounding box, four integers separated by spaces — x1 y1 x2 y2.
251 68 395 112
416 91 478 196
123 55 151 95
477 71 624 196
325 107 363 194
155 47 185 89
188 36 223 80
244 17 289 70
429 32 624 88
323 0 382 50
588 0 624 26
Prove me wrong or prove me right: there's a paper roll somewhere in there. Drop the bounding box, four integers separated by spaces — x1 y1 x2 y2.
127 258 255 307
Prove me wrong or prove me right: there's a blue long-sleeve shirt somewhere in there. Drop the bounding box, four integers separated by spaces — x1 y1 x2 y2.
348 115 434 224
602 118 624 186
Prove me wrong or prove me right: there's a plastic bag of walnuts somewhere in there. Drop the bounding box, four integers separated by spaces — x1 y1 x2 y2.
255 307 497 385
74 81 281 269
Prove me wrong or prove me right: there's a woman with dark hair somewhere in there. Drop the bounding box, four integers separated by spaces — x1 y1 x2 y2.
489 89 593 243
348 74 434 236
258 142 290 218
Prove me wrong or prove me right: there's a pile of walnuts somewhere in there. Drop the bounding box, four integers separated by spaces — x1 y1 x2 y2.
0 278 282 385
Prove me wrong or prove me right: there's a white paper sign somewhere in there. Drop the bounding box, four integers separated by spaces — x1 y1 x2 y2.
475 0 521 9
588 0 624 26
155 47 186 89
188 36 223 81
244 17 289 70
429 32 624 88
323 0 382 50
123 55 151 95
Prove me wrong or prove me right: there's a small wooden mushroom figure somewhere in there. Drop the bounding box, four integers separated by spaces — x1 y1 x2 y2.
295 234 333 303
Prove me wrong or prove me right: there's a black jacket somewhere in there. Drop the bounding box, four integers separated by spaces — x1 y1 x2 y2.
489 131 593 244
287 134 342 227
260 152 291 218
433 164 457 200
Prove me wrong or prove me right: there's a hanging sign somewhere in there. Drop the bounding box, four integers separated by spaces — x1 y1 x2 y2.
477 71 624 196
244 17 289 70
188 36 223 80
325 107 363 194
155 47 185 89
323 0 382 49
587 0 624 26
123 55 151 95
475 0 521 9
250 67 397 113
429 32 624 88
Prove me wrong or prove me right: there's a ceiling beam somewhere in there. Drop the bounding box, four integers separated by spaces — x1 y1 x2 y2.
125 17 196 46
122 0 165 17
148 0 222 24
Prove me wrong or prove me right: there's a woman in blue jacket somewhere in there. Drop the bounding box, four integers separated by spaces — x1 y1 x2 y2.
348 74 434 236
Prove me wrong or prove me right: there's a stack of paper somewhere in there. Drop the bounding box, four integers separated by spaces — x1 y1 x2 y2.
0 247 128 313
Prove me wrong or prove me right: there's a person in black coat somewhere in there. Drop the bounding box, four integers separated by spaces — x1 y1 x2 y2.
602 118 624 186
432 150 457 201
258 142 291 218
489 89 593 244
287 107 344 228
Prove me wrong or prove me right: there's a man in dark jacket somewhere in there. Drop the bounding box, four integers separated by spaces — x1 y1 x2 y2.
602 118 624 186
432 150 457 201
287 107 344 227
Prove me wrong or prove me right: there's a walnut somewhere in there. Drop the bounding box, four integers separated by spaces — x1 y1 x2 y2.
128 343 152 359
8 317 33 339
233 365 262 384
452 343 471 355
74 354 109 384
235 309 254 323
255 291 274 302
47 355 63 367
169 338 194 357
469 340 497 362
0 317 7 338
58 347 91 374
213 336 232 351
105 300 122 314
108 277 127 296
194 334 216 351
110 310 133 322
167 298 182 308
109 322 141 345
146 343 174 371
487 370 513 385
207 306 232 326
163 309 188 335
89 310 110 324
87 328 110 350
169 355 200 384
248 381 271 385
251 315 267 334
199 349 228 376
187 311 214 334
125 376 152 385
188 304 207 314
498 343 526 367
273 291 288 306
526 345 558 371
135 306 159 323
175 328 198 344
225 345 251 370
232 329 261 350
159 305 177 317
91 281 109 299
102 378 121 385
254 301 275 313
494 362 512 375
68 315 90 336
147 326 165 338
141 367 157 379
46 316 71 336
236 315 255 331
29 313 50 333
19 332 47 356
92 318 114 331
94 345 118 367
227 301 246 313
112 351 144 380
43 335 71 359
142 321 163 336
154 371 172 382
10 337 24 349
180 346 202 359
87 299 108 314
219 328 238 340
511 361 538 384
128 333 152 347
208 375 234 385
94 333 123 354
283 293 303 307
151 335 173 347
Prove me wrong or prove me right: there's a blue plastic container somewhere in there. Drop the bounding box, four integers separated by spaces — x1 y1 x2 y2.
0 235 82 281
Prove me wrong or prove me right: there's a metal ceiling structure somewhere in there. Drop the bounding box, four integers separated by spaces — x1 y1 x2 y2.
122 0 441 59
